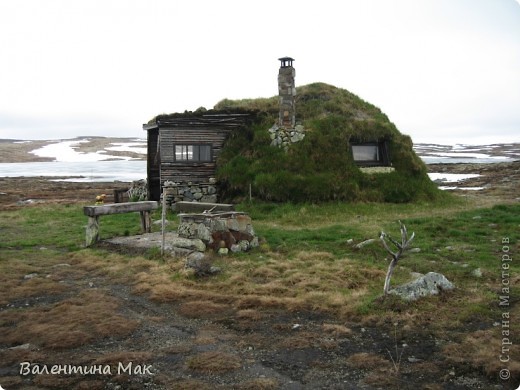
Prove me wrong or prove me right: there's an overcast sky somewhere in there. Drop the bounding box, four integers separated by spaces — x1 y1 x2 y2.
1 0 519 144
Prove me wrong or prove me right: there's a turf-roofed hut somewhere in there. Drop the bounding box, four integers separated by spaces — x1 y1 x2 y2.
145 58 439 204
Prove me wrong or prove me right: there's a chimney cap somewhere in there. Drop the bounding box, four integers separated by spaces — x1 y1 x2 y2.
278 57 295 67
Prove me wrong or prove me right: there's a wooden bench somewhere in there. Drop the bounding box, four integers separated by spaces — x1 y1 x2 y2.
83 201 158 246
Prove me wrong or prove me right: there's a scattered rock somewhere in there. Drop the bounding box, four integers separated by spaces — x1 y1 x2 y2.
153 219 169 226
24 273 38 280
389 272 455 301
9 343 32 350
17 199 38 205
185 252 221 276
171 237 206 252
472 268 482 278
355 239 376 249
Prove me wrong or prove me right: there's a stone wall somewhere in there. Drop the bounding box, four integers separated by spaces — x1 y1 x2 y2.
178 212 259 254
269 123 305 150
127 179 148 201
162 180 218 206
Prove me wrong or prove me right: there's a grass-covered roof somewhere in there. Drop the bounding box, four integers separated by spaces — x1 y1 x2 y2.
214 82 441 203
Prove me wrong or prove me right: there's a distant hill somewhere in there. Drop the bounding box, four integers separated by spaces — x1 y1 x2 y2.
0 137 146 163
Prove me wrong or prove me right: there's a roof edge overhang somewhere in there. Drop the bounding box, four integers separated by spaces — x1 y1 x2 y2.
143 123 159 131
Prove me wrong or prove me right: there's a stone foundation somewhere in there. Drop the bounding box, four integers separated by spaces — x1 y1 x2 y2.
162 180 218 206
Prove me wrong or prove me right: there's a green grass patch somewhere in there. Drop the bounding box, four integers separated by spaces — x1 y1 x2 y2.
1 200 518 329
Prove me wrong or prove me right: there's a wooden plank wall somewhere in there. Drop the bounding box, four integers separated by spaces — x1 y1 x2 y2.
160 126 232 183
157 114 249 185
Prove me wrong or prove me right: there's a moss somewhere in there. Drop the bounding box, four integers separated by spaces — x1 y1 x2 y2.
214 82 441 203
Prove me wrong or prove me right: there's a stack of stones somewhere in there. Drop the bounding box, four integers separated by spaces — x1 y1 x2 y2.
162 179 218 206
127 179 148 201
177 211 259 255
268 123 305 150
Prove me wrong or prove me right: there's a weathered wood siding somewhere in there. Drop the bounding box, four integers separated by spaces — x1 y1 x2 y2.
159 126 232 184
144 112 252 201
147 128 161 201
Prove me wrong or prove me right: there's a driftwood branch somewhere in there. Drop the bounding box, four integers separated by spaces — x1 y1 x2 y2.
380 220 415 295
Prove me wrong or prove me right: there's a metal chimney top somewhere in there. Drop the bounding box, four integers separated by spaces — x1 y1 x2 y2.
278 57 294 68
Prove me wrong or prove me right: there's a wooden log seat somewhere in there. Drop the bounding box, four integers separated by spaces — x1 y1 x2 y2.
83 201 158 247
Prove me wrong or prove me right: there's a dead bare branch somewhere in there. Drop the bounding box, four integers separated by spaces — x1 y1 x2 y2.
380 221 415 295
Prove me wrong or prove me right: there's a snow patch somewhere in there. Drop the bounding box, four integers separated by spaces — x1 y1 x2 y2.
428 173 481 183
30 140 133 162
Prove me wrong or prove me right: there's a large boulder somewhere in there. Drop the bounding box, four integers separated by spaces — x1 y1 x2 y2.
389 272 454 301
170 237 206 252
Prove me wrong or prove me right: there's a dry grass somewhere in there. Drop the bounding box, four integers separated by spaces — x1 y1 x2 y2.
93 351 154 365
443 329 520 379
236 309 264 321
279 331 318 349
346 352 391 370
193 325 237 346
235 378 279 389
347 352 399 387
178 301 232 319
1 289 138 349
161 378 213 390
186 351 241 373
0 275 68 305
321 323 352 337
33 375 78 388
0 252 77 305
140 250 384 319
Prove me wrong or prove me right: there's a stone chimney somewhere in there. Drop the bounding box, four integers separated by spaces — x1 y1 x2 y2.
278 57 296 128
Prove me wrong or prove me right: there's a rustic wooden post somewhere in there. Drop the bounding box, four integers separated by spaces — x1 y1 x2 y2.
139 211 152 233
161 187 166 256
85 216 99 247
